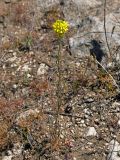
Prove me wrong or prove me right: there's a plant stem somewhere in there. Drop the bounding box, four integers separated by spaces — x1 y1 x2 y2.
55 39 62 138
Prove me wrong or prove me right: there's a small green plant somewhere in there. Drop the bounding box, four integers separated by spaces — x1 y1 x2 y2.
18 35 32 52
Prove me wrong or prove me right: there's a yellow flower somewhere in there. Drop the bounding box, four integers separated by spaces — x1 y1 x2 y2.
52 20 69 37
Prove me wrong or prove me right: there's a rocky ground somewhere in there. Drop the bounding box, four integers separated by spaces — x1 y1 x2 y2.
0 0 120 160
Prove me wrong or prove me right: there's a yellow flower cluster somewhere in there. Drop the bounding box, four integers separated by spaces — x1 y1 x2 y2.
52 20 69 37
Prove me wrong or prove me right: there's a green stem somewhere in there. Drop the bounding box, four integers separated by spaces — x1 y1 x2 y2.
55 38 62 138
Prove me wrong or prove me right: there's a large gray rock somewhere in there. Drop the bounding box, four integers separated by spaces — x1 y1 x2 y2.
36 0 59 9
62 0 120 64
107 140 120 160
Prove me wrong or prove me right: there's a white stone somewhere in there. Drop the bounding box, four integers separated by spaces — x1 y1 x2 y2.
74 0 101 6
2 155 13 160
8 56 17 62
118 120 120 126
60 134 64 139
37 63 49 76
3 65 6 69
13 52 17 56
84 115 89 119
13 143 22 155
107 62 114 68
85 127 97 137
116 54 120 61
112 102 120 108
22 64 31 72
84 108 88 113
11 64 17 67
76 62 81 67
2 151 12 160
107 140 120 160
27 73 31 78
7 151 12 156
81 120 85 124
13 84 17 89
